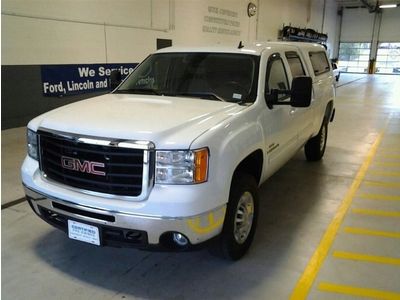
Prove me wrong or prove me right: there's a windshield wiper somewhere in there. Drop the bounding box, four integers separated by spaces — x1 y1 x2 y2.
114 88 161 95
172 92 226 102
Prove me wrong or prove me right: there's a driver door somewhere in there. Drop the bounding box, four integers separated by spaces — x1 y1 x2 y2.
261 53 299 175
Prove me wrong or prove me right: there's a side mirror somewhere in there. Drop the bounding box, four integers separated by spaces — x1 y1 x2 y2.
109 70 122 90
290 76 312 107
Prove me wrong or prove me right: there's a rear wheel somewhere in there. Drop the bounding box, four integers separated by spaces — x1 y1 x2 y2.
210 173 259 260
305 121 328 161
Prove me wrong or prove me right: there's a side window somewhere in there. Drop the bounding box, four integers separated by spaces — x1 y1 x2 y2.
266 54 289 101
285 51 306 78
309 51 330 76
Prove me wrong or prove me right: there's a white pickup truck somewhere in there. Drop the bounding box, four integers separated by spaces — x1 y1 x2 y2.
22 42 335 260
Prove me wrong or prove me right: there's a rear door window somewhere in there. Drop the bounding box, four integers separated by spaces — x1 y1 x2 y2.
285 51 306 78
309 51 330 76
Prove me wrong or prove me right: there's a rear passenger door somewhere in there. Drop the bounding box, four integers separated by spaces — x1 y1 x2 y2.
285 50 314 145
308 51 334 133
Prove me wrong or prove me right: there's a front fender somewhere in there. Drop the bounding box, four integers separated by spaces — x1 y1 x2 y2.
190 107 264 208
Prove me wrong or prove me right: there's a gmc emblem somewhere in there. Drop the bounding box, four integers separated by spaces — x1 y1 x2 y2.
61 156 106 176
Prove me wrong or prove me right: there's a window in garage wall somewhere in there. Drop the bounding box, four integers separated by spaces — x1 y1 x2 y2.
338 42 371 73
376 42 400 75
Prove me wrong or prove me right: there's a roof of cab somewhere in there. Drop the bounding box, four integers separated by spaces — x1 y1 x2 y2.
155 41 326 56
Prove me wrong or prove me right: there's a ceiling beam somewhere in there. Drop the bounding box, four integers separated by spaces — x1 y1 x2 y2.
360 0 379 12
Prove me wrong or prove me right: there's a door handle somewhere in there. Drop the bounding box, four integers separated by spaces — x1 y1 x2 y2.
290 109 296 115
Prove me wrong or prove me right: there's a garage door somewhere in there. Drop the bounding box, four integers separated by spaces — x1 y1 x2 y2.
338 42 371 73
376 42 400 74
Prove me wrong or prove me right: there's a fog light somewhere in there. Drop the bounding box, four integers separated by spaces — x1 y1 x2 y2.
172 233 188 246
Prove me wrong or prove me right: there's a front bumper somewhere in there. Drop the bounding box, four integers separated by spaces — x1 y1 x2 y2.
24 186 226 249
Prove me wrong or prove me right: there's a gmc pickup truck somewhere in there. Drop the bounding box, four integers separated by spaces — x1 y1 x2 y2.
22 42 335 260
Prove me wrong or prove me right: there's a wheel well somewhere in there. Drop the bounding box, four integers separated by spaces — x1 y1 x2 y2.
233 150 263 185
324 101 334 123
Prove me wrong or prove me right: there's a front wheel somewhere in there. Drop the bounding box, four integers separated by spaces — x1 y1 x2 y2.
210 173 259 260
304 121 328 161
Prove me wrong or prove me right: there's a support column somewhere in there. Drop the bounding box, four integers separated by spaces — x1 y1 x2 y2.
369 10 382 73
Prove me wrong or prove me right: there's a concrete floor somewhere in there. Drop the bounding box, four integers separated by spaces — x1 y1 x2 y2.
1 126 27 205
2 74 400 299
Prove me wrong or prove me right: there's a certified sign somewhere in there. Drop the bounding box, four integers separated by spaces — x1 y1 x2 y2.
68 220 100 246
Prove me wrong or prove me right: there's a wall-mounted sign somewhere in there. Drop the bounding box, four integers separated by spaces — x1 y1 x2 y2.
203 6 241 36
41 63 138 97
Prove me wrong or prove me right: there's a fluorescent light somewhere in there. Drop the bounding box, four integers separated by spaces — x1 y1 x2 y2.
379 4 397 8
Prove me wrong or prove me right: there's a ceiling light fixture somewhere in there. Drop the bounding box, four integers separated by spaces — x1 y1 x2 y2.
379 4 398 8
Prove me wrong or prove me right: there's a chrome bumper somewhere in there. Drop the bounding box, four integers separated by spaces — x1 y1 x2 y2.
24 186 226 246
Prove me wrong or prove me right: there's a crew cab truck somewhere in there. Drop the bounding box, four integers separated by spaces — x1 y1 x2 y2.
22 42 335 260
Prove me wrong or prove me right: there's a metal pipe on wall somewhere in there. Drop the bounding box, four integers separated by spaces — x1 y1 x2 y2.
321 0 327 33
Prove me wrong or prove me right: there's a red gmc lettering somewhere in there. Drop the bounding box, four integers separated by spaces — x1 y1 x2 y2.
89 162 106 176
75 160 91 173
61 156 106 176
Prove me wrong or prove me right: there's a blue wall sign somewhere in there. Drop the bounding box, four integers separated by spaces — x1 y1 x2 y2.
41 63 138 97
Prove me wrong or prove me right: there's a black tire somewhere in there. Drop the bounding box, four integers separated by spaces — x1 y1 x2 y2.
210 173 259 260
305 121 328 161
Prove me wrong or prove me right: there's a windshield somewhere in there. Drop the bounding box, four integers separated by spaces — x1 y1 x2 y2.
115 52 260 103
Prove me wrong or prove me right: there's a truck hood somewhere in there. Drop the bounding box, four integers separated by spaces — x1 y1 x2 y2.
29 93 246 149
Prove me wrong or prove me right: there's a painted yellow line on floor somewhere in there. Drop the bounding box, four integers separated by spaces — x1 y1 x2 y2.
333 250 400 266
379 148 400 153
358 193 400 201
289 131 384 300
374 162 400 167
378 154 400 159
344 226 400 239
368 170 400 177
353 208 400 217
365 180 400 189
318 282 400 300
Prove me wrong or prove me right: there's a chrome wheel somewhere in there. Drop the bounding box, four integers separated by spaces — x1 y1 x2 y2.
234 191 254 244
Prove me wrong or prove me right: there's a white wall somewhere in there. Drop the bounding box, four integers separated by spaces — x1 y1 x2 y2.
257 0 310 40
2 0 260 65
380 8 400 42
2 0 339 65
323 0 339 58
257 0 338 57
2 0 170 64
340 8 375 42
340 7 400 43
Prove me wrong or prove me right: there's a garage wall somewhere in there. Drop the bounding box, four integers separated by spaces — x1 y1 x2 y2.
2 0 169 64
340 7 400 43
380 8 400 41
2 0 338 129
2 0 258 65
322 0 339 58
340 8 375 42
257 0 338 58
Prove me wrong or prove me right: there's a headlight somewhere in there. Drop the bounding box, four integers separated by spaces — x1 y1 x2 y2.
156 148 209 184
27 129 38 160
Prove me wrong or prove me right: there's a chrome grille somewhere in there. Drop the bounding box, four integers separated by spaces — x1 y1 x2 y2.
38 130 153 197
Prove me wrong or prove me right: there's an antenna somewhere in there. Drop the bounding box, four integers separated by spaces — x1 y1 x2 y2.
238 41 244 49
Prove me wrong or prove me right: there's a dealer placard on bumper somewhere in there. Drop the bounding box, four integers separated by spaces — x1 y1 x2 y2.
68 220 100 246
